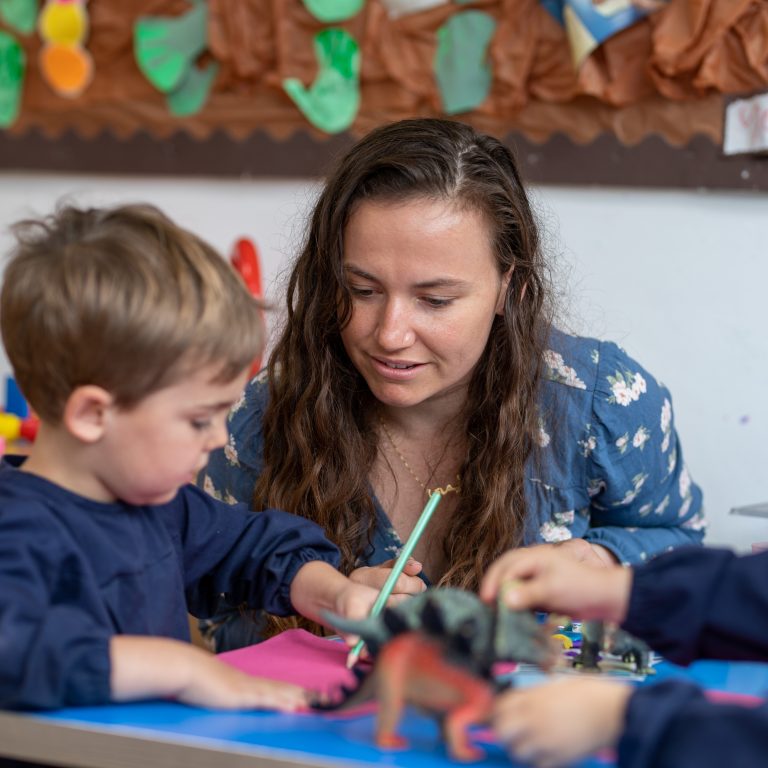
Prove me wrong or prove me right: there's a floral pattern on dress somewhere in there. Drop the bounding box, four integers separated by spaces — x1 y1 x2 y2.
543 349 587 390
616 425 650 454
578 424 597 458
537 416 551 448
540 519 574 543
613 472 649 506
230 389 247 416
606 368 647 406
224 433 240 466
655 495 670 515
632 426 651 449
660 398 672 453
667 446 678 478
676 464 697 524
681 508 707 531
202 475 239 506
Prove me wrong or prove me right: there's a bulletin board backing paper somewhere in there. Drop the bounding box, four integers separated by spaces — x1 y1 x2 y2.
1 126 766 190
0 0 766 189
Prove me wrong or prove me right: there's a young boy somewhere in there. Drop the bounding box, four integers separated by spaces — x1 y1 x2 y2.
0 203 379 711
480 545 768 768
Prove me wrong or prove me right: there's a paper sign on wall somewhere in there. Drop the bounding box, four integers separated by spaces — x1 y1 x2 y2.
380 0 449 18
723 92 768 156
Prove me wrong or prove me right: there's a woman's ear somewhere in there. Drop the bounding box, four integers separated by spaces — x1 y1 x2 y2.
62 385 114 443
495 268 514 315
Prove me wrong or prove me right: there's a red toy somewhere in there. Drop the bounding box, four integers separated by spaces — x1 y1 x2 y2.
229 237 264 375
0 413 39 442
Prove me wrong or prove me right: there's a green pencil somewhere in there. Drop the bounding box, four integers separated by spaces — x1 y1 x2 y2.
345 489 444 669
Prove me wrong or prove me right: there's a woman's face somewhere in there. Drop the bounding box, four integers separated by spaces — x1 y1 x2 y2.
340 197 510 414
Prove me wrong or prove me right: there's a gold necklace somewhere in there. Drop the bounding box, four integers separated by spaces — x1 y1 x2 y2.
378 416 461 498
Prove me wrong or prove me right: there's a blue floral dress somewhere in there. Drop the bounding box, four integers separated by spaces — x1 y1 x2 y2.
200 329 704 650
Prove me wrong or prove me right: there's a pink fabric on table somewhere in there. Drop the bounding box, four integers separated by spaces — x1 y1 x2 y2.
218 628 370 698
706 689 765 706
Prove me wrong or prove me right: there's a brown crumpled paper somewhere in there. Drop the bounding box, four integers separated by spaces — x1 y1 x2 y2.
6 0 768 147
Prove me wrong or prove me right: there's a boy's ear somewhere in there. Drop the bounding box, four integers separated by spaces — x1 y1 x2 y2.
62 385 114 443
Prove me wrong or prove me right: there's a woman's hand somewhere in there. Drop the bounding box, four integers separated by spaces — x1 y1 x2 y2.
494 677 632 768
479 543 631 623
349 557 426 605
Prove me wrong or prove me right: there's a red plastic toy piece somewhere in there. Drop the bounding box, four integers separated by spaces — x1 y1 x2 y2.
229 237 264 375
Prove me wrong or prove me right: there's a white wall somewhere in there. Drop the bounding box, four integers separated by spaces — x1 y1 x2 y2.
1 173 766 550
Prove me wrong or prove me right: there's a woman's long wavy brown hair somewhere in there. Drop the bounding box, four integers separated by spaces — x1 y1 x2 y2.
254 118 552 607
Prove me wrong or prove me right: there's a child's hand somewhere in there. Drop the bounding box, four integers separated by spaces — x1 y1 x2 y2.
289 560 380 629
110 636 307 711
349 557 426 605
551 538 619 566
479 545 631 623
332 579 381 623
176 652 308 711
493 677 632 768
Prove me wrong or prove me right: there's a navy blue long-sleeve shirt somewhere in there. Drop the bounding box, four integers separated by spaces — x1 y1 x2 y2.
617 548 768 768
0 460 339 710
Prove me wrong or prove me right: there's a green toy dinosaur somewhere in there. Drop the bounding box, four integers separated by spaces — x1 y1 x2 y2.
317 587 557 761
325 586 557 676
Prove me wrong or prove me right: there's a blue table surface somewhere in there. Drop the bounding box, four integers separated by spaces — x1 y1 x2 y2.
27 658 768 768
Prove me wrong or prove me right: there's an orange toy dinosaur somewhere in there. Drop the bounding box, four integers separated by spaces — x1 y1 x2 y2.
318 587 557 761
364 631 494 761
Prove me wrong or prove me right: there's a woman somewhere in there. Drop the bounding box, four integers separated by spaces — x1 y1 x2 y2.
200 118 704 651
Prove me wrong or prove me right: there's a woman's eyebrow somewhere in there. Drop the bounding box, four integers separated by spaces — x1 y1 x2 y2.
344 264 379 281
345 265 468 290
413 277 468 289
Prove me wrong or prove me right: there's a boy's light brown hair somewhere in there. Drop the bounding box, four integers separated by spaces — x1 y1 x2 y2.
1 203 264 423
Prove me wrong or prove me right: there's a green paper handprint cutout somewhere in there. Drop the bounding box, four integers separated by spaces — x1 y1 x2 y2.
302 0 364 23
134 0 207 93
0 30 25 127
0 0 38 34
283 27 360 134
167 61 218 117
434 10 496 115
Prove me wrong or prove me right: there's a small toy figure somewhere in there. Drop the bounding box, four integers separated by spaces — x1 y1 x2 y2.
318 587 557 761
577 619 653 674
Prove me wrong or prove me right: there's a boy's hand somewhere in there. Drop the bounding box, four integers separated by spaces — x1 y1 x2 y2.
479 545 631 623
493 677 632 768
349 557 426 605
543 538 618 567
332 579 381 623
289 560 380 628
110 636 307 711
175 652 308 711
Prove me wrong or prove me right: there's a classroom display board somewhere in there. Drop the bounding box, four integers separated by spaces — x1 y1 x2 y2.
0 0 766 188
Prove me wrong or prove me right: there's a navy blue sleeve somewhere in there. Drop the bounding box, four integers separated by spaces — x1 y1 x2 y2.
0 502 111 709
618 679 768 768
167 485 340 619
623 548 768 665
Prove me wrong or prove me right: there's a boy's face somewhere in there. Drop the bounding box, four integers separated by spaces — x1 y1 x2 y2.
96 364 249 506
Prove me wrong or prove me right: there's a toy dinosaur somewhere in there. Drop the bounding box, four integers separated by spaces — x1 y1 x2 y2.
316 587 557 761
577 619 654 674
